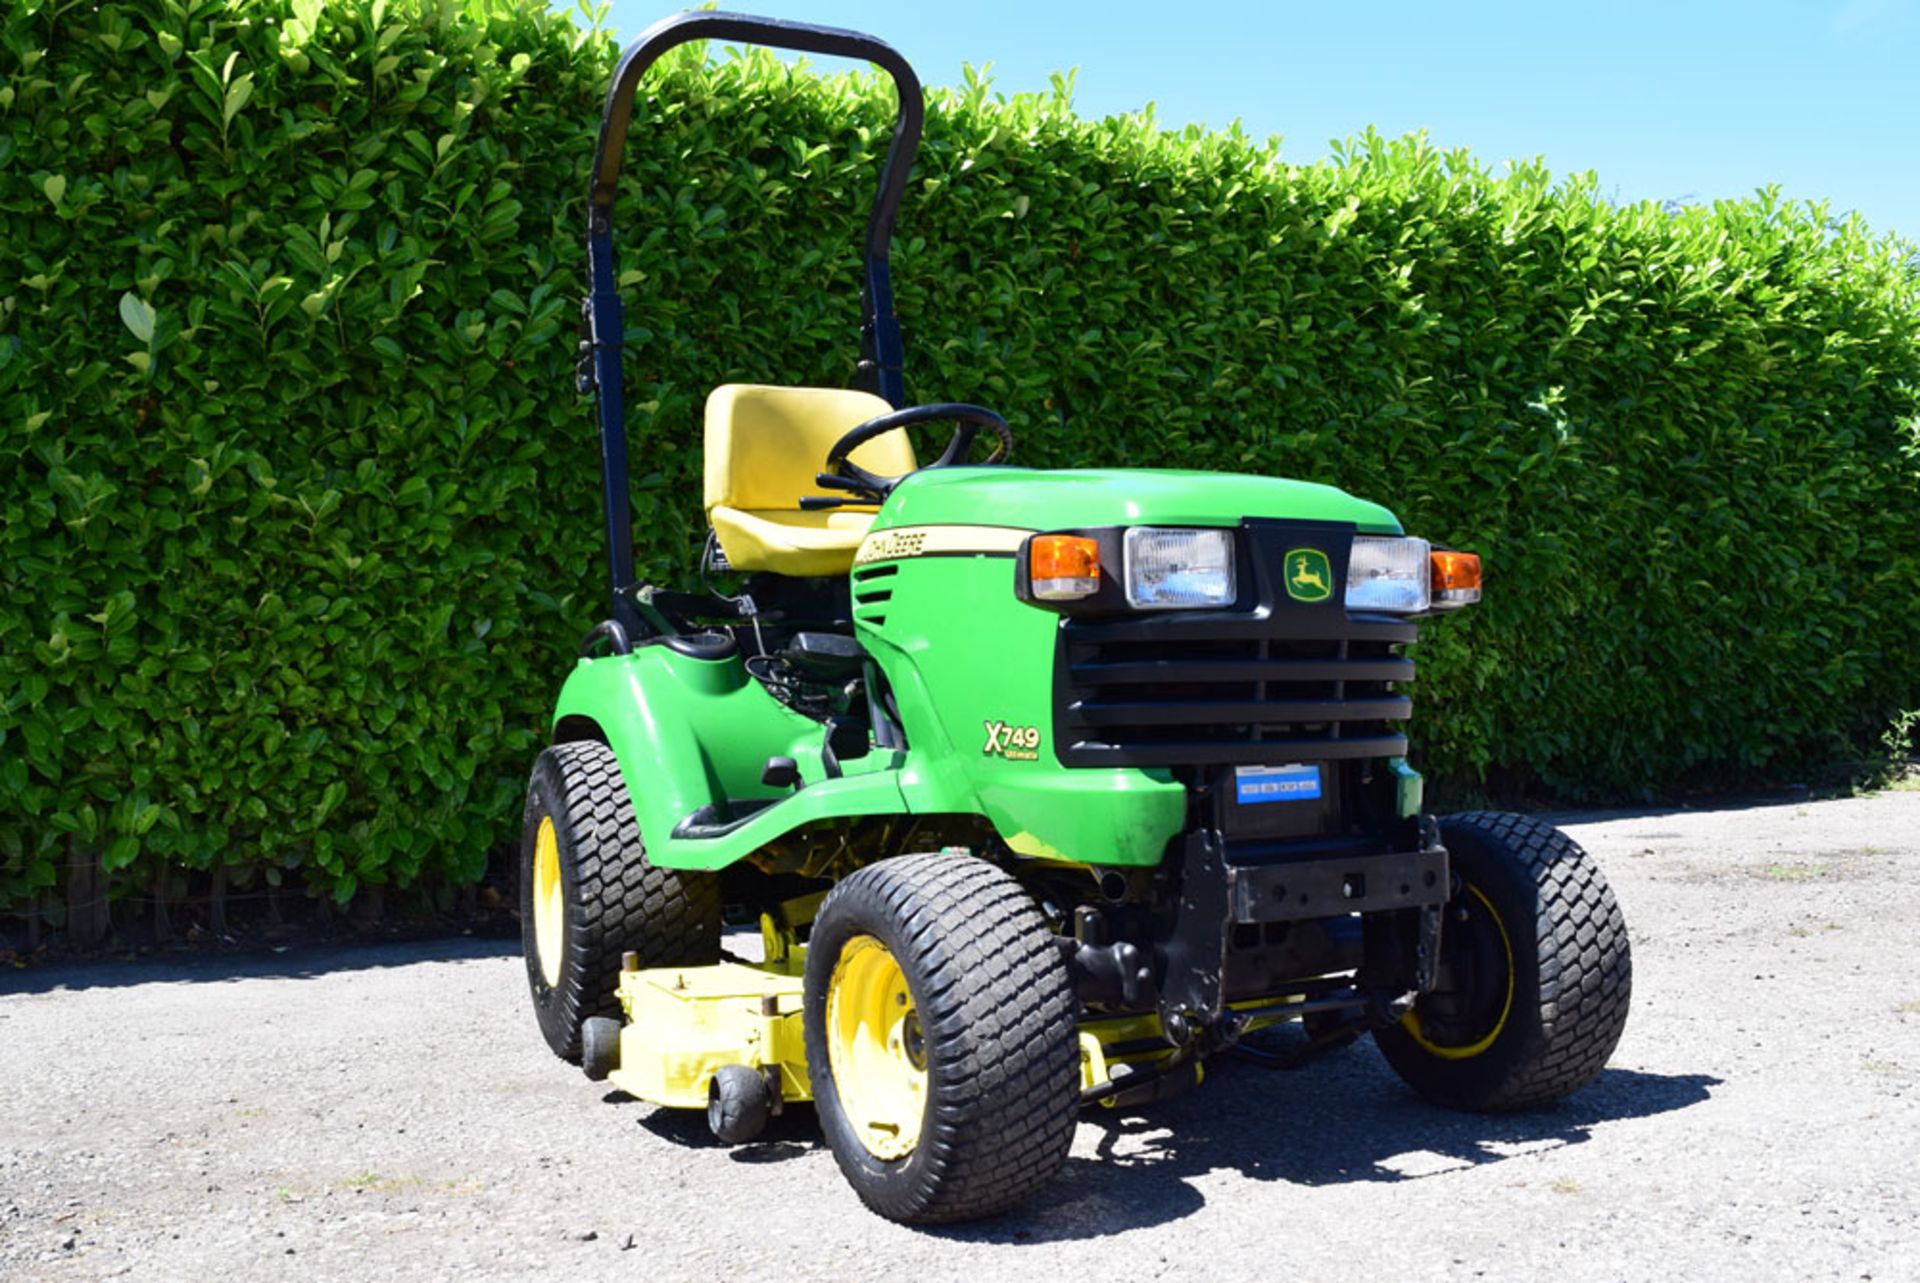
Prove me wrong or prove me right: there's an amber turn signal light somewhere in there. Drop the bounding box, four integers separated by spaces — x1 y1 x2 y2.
1030 535 1101 601
1430 550 1482 607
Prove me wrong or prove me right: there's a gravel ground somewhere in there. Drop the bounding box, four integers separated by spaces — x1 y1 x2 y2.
4 790 1918 1282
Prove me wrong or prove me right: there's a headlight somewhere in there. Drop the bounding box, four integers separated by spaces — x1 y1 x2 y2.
1346 536 1432 612
1124 527 1236 610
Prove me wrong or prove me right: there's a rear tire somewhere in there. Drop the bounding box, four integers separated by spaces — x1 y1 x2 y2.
519 741 721 1062
1374 811 1631 1111
803 853 1079 1224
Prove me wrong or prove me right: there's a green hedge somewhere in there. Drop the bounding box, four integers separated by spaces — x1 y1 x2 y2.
4 0 1918 923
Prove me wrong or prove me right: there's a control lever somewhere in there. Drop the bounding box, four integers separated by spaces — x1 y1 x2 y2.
812 473 871 493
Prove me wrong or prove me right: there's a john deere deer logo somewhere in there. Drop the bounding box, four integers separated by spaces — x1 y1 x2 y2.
1284 548 1333 603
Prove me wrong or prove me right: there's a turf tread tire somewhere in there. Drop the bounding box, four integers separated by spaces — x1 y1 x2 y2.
804 853 1079 1224
1374 811 1631 1111
520 741 720 1062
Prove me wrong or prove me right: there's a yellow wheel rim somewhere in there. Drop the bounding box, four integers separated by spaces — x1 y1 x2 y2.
1402 883 1515 1061
825 935 927 1160
532 815 564 989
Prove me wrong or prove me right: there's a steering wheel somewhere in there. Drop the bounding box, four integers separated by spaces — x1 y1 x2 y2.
819 403 1015 500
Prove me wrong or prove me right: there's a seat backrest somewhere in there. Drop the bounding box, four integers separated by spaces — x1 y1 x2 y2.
703 384 916 515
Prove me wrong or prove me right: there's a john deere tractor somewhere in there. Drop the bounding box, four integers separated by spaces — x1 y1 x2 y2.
520 11 1632 1225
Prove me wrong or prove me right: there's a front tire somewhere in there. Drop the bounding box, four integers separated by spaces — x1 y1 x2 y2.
1374 811 1631 1111
803 854 1079 1224
519 741 721 1062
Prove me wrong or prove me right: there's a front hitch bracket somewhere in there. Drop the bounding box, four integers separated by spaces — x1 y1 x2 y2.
1155 824 1452 1051
1155 829 1232 1048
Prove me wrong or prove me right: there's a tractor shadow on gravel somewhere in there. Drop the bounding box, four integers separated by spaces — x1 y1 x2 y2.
939 1034 1721 1245
625 1092 825 1163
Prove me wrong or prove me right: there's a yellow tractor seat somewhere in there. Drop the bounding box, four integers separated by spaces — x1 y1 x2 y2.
703 384 916 576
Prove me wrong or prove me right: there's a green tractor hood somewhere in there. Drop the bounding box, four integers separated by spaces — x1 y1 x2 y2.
874 466 1405 535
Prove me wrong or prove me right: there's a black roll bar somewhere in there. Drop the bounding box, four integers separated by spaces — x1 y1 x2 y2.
580 11 924 631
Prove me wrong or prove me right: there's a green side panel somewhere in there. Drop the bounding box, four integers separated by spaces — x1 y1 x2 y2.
551 649 907 871
873 467 1405 535
857 554 1188 867
1389 757 1424 818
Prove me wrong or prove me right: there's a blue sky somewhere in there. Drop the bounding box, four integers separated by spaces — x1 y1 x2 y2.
598 0 1919 243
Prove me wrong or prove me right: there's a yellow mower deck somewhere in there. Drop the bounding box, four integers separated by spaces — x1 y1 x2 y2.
608 958 812 1109
606 941 1295 1111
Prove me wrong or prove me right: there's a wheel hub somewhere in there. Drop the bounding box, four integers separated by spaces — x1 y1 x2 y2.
825 934 927 1160
1401 882 1515 1059
532 815 564 988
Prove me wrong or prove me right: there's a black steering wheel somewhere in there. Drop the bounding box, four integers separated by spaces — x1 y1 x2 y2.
818 403 1015 501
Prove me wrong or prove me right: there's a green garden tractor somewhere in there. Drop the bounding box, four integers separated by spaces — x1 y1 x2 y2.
519 10 1633 1225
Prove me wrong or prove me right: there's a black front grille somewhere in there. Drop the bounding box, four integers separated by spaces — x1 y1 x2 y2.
1052 520 1418 768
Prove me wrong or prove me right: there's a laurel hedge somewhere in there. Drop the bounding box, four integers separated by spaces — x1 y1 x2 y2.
3 0 1918 928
